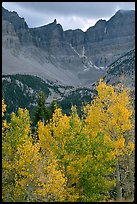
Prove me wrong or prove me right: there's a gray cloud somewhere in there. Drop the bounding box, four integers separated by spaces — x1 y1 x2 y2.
2 2 135 31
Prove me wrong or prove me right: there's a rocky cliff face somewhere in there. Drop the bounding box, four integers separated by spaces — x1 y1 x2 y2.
105 10 135 39
2 20 21 54
2 7 135 87
64 9 135 67
2 7 32 44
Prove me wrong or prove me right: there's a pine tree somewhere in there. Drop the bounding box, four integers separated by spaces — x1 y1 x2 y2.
49 98 59 119
33 91 49 125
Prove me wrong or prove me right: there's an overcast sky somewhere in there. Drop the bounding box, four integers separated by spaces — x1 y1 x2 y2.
2 2 135 31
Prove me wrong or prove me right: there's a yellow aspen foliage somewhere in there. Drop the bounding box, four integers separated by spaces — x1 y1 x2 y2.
50 108 71 157
2 105 68 202
2 99 6 117
40 105 116 201
83 80 134 201
49 107 70 140
2 99 8 140
5 108 31 150
37 107 83 201
37 109 79 201
2 107 32 202
14 137 68 202
14 140 42 202
37 121 56 157
35 158 67 202
126 141 135 155
2 77 134 203
84 79 134 156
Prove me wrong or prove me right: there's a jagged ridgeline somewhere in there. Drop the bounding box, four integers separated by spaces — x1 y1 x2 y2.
2 7 135 86
2 74 95 121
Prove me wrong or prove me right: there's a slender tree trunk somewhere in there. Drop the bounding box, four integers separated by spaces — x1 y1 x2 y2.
45 193 48 202
128 155 134 201
116 161 122 200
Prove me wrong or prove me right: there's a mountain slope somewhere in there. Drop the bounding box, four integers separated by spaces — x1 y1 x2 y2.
2 7 135 87
3 45 135 121
103 48 135 91
2 74 73 120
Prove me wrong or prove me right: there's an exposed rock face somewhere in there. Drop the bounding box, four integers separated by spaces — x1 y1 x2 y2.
85 19 107 43
105 10 135 39
2 7 32 45
64 10 135 68
30 21 64 50
83 10 135 67
2 7 135 87
2 20 21 54
64 29 85 46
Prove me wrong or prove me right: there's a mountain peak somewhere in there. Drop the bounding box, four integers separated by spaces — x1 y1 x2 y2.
53 19 57 24
95 19 106 26
117 9 134 13
115 9 135 16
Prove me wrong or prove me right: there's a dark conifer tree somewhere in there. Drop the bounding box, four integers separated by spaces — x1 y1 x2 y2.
33 91 49 125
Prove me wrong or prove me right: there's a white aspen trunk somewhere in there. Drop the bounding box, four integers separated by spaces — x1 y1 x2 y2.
128 155 134 201
45 193 48 202
116 161 122 200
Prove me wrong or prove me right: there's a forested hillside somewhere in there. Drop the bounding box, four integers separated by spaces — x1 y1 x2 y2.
2 74 95 121
104 48 135 91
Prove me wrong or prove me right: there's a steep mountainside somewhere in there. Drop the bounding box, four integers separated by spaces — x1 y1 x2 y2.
103 48 135 91
2 7 135 87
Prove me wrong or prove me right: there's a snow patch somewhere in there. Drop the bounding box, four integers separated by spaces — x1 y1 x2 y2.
26 87 34 94
94 65 100 70
81 46 85 57
83 67 90 72
15 80 24 90
2 77 11 83
69 43 81 57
